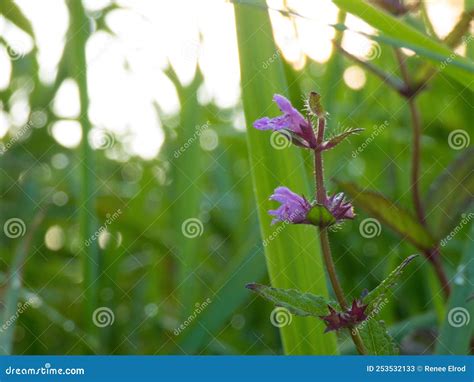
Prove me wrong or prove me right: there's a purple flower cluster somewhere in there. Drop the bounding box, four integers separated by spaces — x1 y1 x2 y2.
254 94 355 227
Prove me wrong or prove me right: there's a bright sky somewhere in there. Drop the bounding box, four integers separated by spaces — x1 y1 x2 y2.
0 0 465 159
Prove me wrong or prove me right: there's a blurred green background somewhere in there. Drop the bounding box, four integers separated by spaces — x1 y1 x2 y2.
0 0 472 355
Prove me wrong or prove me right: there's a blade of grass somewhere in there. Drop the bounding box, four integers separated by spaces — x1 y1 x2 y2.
0 209 44 354
436 223 474 354
68 0 100 337
234 1 337 354
166 67 205 317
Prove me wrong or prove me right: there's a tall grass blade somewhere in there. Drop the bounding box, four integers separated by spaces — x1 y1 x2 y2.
234 1 337 354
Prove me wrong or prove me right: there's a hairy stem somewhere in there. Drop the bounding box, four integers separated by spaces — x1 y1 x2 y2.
394 49 451 298
429 248 451 297
395 48 425 223
314 117 367 355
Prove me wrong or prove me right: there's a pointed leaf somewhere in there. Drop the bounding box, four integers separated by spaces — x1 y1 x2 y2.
321 128 364 151
337 181 436 250
364 255 418 313
426 148 474 241
358 319 398 355
246 283 332 317
0 0 34 37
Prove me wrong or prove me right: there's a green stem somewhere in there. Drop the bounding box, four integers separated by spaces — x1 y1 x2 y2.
314 117 367 355
68 0 100 334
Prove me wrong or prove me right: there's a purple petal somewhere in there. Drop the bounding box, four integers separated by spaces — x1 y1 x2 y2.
253 117 273 130
273 94 294 114
268 186 311 224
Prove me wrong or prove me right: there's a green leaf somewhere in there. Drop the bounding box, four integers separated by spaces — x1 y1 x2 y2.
234 0 337 354
322 128 364 151
332 0 474 90
307 204 336 227
359 318 398 355
0 0 34 37
436 223 474 354
426 148 474 241
337 181 436 250
247 283 332 317
364 255 418 313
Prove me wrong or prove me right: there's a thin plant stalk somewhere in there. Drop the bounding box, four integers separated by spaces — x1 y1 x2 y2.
394 48 451 297
314 117 367 355
68 0 101 332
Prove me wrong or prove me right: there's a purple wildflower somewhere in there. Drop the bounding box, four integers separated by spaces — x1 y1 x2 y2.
253 94 316 148
268 186 312 225
325 192 355 221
